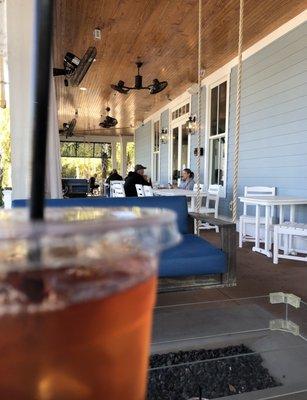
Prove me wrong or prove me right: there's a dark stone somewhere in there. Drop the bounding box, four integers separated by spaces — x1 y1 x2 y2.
147 345 280 399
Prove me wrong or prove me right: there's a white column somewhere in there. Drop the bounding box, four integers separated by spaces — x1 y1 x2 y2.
6 0 35 200
0 0 8 108
7 0 62 200
111 141 116 171
120 136 127 177
45 73 62 198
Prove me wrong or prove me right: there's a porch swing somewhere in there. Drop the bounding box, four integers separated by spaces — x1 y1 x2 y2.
192 0 244 222
189 0 245 287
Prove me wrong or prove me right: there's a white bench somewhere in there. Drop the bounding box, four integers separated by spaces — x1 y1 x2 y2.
273 222 307 264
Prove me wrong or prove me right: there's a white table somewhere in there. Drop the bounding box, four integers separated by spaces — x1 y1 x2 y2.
154 188 207 211
239 196 307 257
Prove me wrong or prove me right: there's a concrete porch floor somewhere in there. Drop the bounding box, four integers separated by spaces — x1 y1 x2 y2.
154 231 307 400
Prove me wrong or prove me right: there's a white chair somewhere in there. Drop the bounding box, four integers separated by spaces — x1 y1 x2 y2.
143 186 154 197
135 184 145 197
110 181 125 197
198 184 221 234
188 184 205 212
113 187 126 197
239 186 276 248
193 183 204 192
274 223 307 264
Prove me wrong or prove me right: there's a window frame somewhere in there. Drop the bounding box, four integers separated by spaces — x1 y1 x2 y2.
60 140 112 159
151 119 161 183
205 75 230 198
169 98 191 184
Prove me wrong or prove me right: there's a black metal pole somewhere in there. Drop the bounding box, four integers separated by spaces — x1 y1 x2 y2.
30 0 54 220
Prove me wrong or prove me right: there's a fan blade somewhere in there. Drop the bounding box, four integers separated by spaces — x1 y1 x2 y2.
149 80 168 94
110 84 129 94
69 47 97 87
65 118 77 136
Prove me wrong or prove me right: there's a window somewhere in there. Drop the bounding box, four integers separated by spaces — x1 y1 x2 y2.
153 121 160 152
60 141 111 158
153 121 160 182
60 141 113 179
209 80 228 191
171 103 190 121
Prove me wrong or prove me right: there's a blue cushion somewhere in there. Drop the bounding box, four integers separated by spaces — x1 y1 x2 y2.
12 196 189 235
159 234 227 277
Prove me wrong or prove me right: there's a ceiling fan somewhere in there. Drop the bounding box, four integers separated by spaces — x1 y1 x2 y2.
53 47 97 87
59 118 77 138
111 61 168 95
99 107 118 128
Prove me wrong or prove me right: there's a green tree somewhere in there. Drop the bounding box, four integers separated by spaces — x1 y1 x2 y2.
0 108 11 207
0 108 11 188
61 157 112 181
126 142 135 173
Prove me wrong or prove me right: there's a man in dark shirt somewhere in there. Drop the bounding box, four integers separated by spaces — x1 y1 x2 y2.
124 164 151 197
105 169 123 197
106 169 123 184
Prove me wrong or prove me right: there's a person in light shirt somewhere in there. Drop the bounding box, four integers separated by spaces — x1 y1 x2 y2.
178 168 195 190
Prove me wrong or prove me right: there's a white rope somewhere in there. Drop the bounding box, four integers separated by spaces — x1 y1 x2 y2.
195 0 202 216
232 0 244 223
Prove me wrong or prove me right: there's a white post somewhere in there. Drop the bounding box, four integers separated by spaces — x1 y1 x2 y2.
120 136 127 177
6 0 35 200
6 0 62 200
0 0 8 109
45 71 62 198
111 141 116 170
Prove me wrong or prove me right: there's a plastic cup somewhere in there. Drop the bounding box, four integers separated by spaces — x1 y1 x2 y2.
0 207 180 400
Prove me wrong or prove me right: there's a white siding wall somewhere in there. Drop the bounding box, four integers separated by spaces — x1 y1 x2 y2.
135 121 152 178
220 22 307 222
135 20 307 232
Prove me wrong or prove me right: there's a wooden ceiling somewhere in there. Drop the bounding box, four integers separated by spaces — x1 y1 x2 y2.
53 0 306 136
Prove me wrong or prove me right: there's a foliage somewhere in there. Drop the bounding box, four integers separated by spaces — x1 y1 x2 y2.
61 157 112 180
126 142 135 173
0 108 11 188
115 142 121 172
61 140 134 181
0 108 11 207
60 141 111 158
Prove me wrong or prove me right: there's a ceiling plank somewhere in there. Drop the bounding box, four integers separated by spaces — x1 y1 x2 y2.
53 0 307 136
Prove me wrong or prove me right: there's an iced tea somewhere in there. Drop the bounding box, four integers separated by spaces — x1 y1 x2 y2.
0 256 157 399
0 208 179 400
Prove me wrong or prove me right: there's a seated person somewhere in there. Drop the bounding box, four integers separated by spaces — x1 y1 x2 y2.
124 164 151 197
106 169 123 184
143 175 152 186
89 174 99 194
178 168 195 190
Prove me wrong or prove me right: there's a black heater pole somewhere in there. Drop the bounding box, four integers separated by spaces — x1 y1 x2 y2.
30 0 54 220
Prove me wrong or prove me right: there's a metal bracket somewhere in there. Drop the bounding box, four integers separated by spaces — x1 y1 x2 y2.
269 319 300 336
269 292 301 308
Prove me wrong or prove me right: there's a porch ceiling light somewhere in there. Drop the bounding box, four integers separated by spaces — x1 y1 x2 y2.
111 61 168 95
187 115 197 134
160 128 168 144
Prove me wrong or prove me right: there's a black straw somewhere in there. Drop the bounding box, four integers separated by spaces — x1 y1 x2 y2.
30 0 54 220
